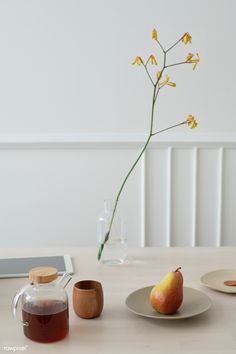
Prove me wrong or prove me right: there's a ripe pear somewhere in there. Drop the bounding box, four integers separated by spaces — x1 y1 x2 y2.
150 267 183 315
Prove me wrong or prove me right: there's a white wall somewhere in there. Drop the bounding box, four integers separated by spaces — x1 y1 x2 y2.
1 139 236 248
0 0 235 248
0 0 235 134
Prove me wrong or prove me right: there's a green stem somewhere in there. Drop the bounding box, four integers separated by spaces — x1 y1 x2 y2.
166 38 182 53
98 85 157 261
154 52 166 101
150 85 157 133
143 64 155 86
156 40 165 54
151 121 186 136
97 134 152 260
165 61 187 68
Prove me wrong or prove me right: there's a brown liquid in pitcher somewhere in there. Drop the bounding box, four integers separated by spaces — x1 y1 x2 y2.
22 300 69 343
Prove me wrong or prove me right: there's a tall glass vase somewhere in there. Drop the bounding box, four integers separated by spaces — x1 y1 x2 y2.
98 200 127 265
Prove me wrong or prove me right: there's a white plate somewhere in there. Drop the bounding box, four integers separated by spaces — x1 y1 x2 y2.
125 286 211 320
200 269 236 293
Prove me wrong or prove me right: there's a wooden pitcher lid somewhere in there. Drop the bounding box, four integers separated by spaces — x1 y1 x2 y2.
29 266 58 283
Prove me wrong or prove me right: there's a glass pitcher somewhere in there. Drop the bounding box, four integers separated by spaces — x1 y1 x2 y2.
12 266 72 343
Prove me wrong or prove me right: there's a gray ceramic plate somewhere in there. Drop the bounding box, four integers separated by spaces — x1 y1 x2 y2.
200 269 236 293
125 286 211 319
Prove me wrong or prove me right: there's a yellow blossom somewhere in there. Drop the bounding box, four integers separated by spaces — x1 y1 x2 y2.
167 81 176 87
186 115 197 129
156 71 162 80
186 53 194 62
192 53 200 70
186 53 200 70
149 54 157 65
152 28 158 40
132 56 143 65
159 74 176 87
182 32 192 45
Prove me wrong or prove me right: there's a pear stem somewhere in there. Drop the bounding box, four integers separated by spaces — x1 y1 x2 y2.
174 267 181 272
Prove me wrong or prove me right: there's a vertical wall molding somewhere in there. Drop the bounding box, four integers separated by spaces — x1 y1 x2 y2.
166 147 172 247
191 147 198 247
145 143 235 247
140 152 146 247
217 147 224 247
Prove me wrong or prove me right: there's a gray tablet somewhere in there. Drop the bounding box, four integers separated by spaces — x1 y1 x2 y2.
0 255 74 278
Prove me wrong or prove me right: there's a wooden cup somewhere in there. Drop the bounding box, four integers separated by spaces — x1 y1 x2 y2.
73 280 104 319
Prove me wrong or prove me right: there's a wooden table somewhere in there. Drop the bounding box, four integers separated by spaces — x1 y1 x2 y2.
1 247 236 353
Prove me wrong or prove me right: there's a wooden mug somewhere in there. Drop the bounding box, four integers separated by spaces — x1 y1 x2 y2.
73 280 104 319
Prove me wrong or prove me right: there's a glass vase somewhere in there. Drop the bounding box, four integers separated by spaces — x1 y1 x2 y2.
98 199 127 265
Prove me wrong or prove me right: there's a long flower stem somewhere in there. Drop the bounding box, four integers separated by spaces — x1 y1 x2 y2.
98 85 157 260
97 120 186 260
97 86 184 260
97 135 152 260
97 35 193 261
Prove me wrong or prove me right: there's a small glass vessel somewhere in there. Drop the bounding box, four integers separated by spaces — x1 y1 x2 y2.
98 199 127 265
12 267 71 343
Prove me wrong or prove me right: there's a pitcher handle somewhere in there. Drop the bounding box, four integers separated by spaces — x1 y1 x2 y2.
12 285 29 326
58 272 72 288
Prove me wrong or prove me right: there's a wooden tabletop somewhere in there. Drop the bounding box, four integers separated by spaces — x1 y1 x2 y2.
1 247 236 353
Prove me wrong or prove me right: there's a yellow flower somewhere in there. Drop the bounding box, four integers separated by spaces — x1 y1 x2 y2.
192 53 200 70
182 32 192 45
186 53 194 62
156 71 162 80
149 54 157 65
186 115 197 129
159 74 176 87
186 53 200 70
132 56 143 65
152 28 158 40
